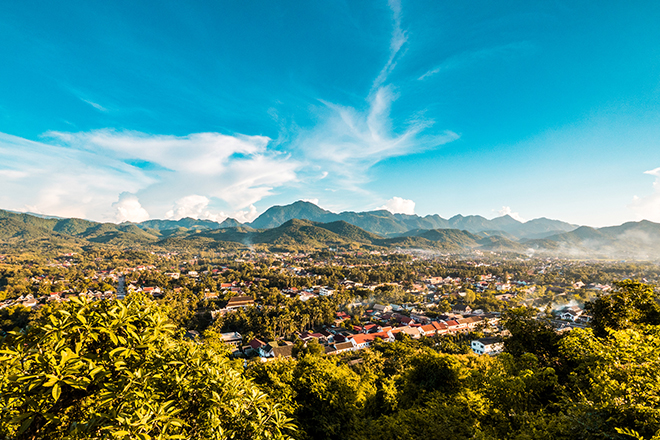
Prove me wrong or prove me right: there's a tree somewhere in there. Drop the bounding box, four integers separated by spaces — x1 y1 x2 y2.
501 306 562 364
0 294 293 439
585 280 660 337
249 355 364 440
292 339 325 358
0 304 31 333
559 326 660 439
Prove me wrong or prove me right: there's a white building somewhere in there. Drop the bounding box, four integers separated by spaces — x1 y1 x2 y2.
471 337 504 356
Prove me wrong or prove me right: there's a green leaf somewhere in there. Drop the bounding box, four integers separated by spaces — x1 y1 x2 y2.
52 383 61 402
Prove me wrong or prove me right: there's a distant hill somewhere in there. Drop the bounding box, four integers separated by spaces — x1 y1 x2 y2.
1 206 659 259
246 201 577 238
249 201 334 229
136 217 222 232
524 220 660 259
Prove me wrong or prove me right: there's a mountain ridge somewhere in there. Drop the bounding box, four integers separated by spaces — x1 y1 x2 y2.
2 204 660 259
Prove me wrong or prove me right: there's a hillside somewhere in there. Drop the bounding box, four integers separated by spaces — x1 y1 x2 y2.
245 201 577 238
1 207 659 258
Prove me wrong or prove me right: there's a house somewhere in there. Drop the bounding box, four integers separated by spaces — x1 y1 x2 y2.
373 304 392 313
471 337 504 356
267 344 294 359
220 332 243 346
142 286 162 295
392 326 421 339
204 290 219 300
452 304 472 314
225 295 255 310
419 324 436 336
349 331 395 349
332 341 358 354
432 321 449 335
298 291 316 301
22 297 39 307
410 312 431 324
458 316 483 330
247 339 269 357
445 320 461 333
560 310 581 322
394 314 413 326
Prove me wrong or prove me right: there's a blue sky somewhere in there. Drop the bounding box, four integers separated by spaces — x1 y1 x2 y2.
1 0 659 226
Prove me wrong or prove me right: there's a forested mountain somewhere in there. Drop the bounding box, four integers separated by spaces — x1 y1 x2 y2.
94 201 577 239
244 201 577 238
1 207 660 258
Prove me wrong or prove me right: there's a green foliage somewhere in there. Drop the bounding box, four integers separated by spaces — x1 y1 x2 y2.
586 280 660 337
502 306 563 364
249 356 365 440
291 339 325 358
560 326 660 439
0 304 31 333
0 294 293 439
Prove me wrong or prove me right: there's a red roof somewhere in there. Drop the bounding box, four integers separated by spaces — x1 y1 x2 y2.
248 339 266 350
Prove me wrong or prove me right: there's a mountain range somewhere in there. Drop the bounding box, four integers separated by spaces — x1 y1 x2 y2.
138 201 578 239
1 201 659 259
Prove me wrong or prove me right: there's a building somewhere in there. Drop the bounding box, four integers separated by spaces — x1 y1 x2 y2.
220 332 243 346
471 337 504 356
225 295 255 310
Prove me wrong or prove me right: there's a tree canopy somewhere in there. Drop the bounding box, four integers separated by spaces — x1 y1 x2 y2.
0 294 293 439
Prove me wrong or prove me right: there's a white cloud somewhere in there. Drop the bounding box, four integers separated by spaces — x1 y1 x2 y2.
233 205 258 223
0 129 299 222
302 198 320 206
0 169 28 179
629 167 660 221
113 193 150 223
497 206 525 222
0 132 153 220
379 196 415 215
165 195 228 222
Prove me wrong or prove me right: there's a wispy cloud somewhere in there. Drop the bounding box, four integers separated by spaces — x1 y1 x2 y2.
372 0 408 90
294 86 458 190
81 98 108 112
418 41 535 81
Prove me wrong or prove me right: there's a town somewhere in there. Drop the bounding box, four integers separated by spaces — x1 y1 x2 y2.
2 248 655 359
